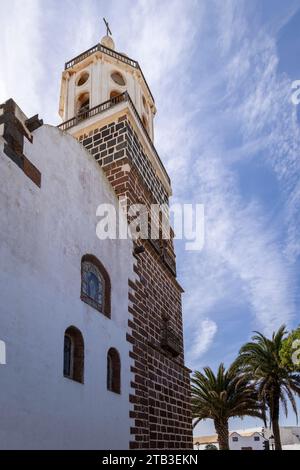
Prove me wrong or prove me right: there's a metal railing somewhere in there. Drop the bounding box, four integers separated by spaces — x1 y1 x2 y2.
65 43 154 103
58 92 170 185
65 44 99 69
57 92 126 132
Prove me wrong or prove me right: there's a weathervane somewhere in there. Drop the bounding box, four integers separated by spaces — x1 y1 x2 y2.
103 18 112 36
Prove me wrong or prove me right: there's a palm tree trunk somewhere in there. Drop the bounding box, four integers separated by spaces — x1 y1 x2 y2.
271 415 282 450
271 396 282 450
272 418 281 450
214 419 229 450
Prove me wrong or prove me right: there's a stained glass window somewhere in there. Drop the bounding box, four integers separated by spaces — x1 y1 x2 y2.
81 261 104 309
81 255 111 317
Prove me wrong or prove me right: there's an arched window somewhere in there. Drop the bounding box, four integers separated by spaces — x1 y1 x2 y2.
77 92 90 115
111 71 126 86
63 326 84 383
76 71 89 87
81 254 111 317
107 348 121 394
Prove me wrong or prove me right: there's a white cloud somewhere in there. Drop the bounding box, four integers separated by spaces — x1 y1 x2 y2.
190 153 295 333
187 319 218 368
0 0 43 115
161 1 298 362
214 1 300 262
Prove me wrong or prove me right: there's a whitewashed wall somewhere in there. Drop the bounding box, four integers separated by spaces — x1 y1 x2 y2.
193 431 266 450
229 432 264 450
0 125 134 449
265 426 300 446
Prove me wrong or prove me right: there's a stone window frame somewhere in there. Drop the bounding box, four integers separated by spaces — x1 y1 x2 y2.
107 347 121 394
63 326 84 384
81 254 111 318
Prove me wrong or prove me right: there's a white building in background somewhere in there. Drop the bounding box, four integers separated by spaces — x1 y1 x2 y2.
0 102 135 449
264 426 300 450
193 430 264 450
194 426 300 450
229 431 264 450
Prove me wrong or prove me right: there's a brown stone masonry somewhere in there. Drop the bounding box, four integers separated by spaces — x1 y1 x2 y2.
78 115 193 449
79 117 168 207
0 99 42 187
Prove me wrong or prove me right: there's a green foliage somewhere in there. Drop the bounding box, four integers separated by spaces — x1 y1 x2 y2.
192 325 300 451
205 444 218 450
280 326 300 371
235 325 300 450
191 363 265 426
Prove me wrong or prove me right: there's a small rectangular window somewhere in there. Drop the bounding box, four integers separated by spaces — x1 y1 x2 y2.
254 436 260 441
232 436 238 442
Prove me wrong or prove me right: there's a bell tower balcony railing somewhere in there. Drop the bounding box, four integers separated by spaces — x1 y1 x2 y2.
58 92 170 185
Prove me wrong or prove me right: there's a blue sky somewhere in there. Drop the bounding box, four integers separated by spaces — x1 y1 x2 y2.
1 0 300 436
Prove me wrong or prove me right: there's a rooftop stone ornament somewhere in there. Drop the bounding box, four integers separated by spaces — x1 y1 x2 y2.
102 18 115 50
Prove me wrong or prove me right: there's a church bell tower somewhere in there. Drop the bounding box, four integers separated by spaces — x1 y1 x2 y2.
59 29 155 140
58 24 193 450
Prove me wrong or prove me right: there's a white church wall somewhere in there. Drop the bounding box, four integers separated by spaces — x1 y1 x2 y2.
0 125 134 449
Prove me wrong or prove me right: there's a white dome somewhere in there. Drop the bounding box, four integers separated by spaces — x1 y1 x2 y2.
101 35 115 50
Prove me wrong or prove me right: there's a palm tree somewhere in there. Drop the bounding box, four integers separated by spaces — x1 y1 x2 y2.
191 363 265 450
236 325 300 450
